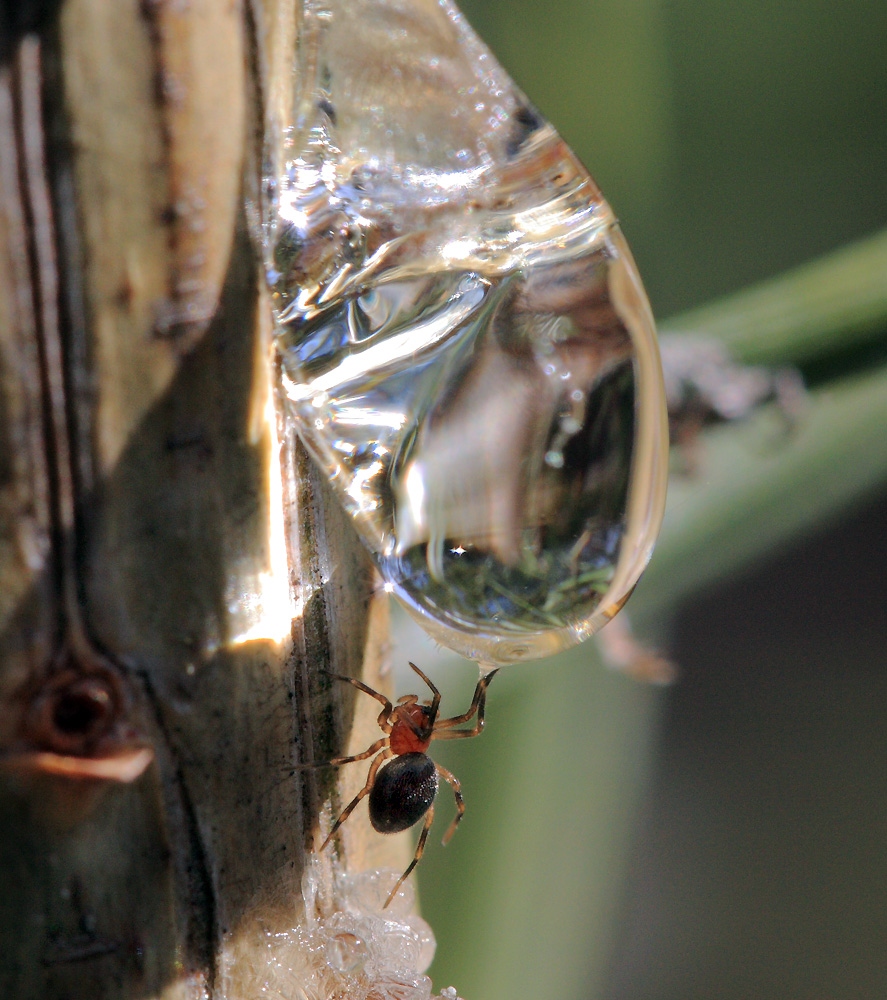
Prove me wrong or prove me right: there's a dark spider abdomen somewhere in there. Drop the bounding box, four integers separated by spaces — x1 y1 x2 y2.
369 753 438 834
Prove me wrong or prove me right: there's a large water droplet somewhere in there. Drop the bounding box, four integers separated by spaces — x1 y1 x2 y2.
268 0 668 664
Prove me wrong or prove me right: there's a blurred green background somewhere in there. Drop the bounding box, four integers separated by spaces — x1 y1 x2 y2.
457 0 887 319
388 1 887 999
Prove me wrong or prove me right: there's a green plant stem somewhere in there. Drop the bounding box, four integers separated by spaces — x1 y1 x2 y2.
661 227 887 366
633 361 887 629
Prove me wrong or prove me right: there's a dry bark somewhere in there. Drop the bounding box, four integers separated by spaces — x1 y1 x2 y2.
0 2 406 996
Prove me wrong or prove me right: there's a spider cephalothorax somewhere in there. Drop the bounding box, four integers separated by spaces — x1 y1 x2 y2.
315 661 497 905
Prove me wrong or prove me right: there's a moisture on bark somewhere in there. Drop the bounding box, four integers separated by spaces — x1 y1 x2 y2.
0 2 408 997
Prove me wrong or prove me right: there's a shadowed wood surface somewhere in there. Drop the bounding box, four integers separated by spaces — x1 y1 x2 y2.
0 2 406 997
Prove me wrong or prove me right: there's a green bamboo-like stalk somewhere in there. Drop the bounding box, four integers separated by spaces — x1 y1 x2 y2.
633 227 887 626
633 360 887 628
661 228 887 367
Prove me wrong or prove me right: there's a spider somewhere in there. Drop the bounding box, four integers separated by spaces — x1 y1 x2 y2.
315 661 498 906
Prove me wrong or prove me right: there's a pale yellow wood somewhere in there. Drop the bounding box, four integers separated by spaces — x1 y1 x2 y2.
58 0 245 471
0 3 405 998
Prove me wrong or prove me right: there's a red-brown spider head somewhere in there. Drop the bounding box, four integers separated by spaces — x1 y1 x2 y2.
389 703 433 756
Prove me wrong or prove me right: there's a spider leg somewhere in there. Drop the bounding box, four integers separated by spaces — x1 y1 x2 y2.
435 763 464 845
294 736 388 772
383 803 435 908
319 748 392 851
408 661 441 724
432 668 498 734
325 671 394 731
432 728 489 741
328 736 389 767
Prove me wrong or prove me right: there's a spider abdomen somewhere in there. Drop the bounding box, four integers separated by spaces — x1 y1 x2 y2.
369 753 438 834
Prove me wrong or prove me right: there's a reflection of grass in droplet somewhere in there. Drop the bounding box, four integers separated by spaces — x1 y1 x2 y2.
484 575 564 628
542 566 614 614
389 535 620 633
